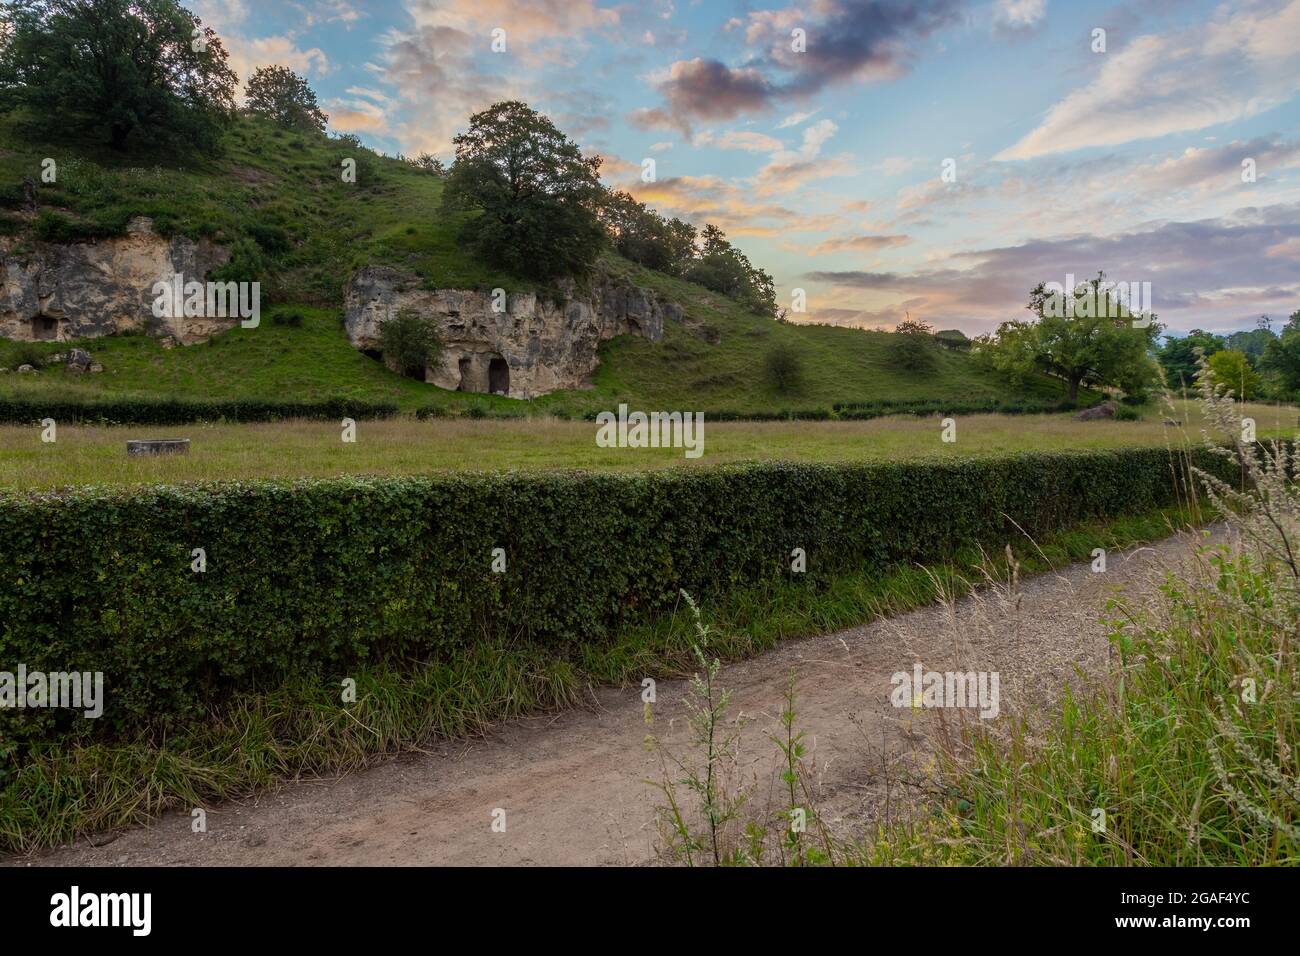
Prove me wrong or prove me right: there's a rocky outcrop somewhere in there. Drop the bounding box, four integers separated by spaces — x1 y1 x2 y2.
343 266 679 398
0 217 231 345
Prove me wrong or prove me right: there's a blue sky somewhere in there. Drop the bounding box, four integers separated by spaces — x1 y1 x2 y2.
192 0 1300 337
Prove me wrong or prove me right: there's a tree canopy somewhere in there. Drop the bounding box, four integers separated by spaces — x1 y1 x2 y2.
0 0 237 151
244 65 327 133
977 273 1161 403
442 100 606 281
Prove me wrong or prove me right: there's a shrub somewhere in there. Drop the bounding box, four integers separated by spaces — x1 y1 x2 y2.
378 308 444 379
764 344 803 392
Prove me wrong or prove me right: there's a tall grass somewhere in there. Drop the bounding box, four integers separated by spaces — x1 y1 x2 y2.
853 365 1298 866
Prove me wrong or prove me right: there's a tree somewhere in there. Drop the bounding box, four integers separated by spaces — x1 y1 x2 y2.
244 65 327 133
411 152 446 176
0 0 237 151
891 315 936 370
683 223 777 317
764 343 802 392
442 100 605 281
1205 349 1260 400
378 308 443 380
1224 326 1275 367
1158 329 1225 389
1260 310 1300 396
983 274 1161 403
601 190 696 276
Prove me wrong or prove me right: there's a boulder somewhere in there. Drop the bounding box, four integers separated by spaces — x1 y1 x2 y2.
66 347 92 372
16 364 35 373
1075 402 1117 421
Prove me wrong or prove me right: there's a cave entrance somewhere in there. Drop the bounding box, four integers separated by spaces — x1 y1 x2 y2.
488 356 510 395
456 357 472 391
32 315 59 341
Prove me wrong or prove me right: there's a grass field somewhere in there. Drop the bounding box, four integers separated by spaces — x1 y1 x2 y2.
2 398 1291 489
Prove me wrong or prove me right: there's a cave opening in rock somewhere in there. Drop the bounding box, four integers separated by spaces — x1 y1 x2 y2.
488 356 510 395
31 315 59 340
456 356 471 391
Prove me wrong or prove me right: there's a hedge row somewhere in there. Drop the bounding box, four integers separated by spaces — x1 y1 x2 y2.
415 400 1086 423
832 397 1088 419
0 448 1232 751
0 397 399 425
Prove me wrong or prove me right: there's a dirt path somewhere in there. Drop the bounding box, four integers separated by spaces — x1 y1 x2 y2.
7 527 1223 867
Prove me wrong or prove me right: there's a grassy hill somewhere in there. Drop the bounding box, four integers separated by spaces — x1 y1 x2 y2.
0 112 1079 415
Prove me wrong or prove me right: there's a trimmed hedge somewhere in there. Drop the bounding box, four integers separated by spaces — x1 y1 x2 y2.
0 397 399 425
833 397 1090 419
0 448 1232 754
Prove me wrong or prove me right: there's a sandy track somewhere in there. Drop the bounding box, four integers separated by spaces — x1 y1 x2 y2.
7 527 1219 867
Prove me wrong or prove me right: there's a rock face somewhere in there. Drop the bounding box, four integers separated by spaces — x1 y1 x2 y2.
0 217 231 345
343 266 678 398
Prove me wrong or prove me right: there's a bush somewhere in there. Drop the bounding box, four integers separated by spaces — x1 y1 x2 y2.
271 310 305 328
764 344 803 392
378 309 443 379
0 448 1240 757
0 398 397 425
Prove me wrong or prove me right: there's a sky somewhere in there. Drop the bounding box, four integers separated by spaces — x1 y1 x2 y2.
190 0 1300 338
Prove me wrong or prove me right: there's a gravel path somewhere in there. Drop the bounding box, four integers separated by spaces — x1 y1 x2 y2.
6 526 1222 867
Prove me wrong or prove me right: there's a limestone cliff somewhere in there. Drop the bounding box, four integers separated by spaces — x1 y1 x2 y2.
343 266 678 398
0 217 232 345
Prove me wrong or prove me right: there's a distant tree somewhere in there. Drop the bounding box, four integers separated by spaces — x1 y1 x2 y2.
411 152 446 176
765 343 802 392
244 65 327 133
378 308 443 379
1224 326 1275 367
891 315 936 370
1158 329 1225 389
684 223 777 317
982 274 1161 403
1205 349 1260 400
0 0 237 151
1260 309 1300 396
602 190 696 276
442 100 605 281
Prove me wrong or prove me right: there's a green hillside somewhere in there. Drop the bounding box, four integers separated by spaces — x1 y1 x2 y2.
0 112 1078 414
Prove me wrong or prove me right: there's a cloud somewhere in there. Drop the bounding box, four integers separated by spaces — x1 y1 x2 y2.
810 234 911 255
638 0 963 130
373 21 508 156
992 0 1046 36
995 0 1300 161
695 130 785 152
402 0 619 44
190 0 328 88
804 202 1300 334
777 108 821 128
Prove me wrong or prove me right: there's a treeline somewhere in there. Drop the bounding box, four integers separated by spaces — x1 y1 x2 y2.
1157 313 1300 401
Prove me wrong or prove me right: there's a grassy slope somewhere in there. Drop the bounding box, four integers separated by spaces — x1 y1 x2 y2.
1 112 1080 414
